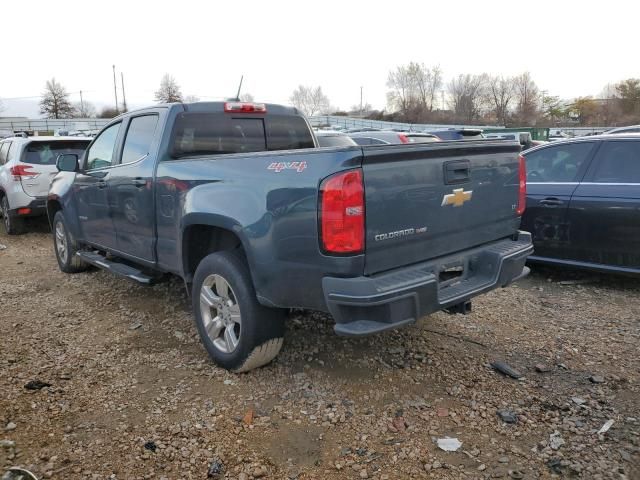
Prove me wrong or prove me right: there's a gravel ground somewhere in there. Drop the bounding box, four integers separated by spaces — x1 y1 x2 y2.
0 223 638 479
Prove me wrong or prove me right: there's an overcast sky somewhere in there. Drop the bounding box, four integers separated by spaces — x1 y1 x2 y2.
1 0 638 117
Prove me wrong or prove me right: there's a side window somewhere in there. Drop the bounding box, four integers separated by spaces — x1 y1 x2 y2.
524 142 594 182
351 137 371 146
121 115 159 164
591 141 640 183
86 123 121 170
0 142 10 164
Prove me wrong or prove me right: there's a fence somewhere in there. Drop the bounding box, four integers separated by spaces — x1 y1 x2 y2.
0 118 110 134
308 115 503 132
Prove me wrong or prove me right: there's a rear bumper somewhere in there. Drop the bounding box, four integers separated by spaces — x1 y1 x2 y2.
323 231 533 336
8 197 47 217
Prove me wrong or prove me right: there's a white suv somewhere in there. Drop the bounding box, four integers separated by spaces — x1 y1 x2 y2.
0 136 91 234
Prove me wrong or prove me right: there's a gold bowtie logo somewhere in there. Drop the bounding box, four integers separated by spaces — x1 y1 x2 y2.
441 188 473 207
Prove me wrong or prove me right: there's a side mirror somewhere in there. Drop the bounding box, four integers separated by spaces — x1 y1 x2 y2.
56 153 79 172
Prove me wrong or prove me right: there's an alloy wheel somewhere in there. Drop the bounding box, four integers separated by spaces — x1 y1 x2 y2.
55 220 68 264
199 274 242 353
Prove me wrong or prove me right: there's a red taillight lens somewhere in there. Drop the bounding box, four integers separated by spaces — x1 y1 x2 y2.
516 154 526 215
17 208 31 215
397 133 409 144
319 169 365 254
224 102 267 113
10 164 39 180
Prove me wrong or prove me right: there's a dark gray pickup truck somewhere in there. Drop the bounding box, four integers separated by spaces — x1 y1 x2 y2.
48 101 532 372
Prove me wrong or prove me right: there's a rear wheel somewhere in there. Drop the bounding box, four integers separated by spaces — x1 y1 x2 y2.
53 211 88 273
192 251 285 372
1 196 24 235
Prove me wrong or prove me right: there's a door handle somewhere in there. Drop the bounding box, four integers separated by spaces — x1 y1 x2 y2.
539 198 563 206
97 180 107 189
132 178 146 188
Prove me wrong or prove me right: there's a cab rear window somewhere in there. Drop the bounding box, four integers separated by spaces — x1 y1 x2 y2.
171 113 314 158
22 140 90 165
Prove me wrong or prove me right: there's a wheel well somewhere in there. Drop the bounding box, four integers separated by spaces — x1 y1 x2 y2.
183 225 243 281
47 200 62 227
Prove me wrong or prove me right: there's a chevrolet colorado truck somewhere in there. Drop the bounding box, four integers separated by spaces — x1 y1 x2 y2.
48 101 533 372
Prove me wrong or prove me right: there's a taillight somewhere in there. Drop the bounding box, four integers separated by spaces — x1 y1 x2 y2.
398 133 410 144
224 102 267 113
10 164 40 181
516 154 526 215
319 169 365 254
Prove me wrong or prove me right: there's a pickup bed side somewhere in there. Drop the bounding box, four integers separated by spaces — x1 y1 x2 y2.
157 146 365 311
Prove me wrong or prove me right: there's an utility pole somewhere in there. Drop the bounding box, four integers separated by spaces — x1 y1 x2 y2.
121 72 127 112
441 90 445 111
235 75 244 101
112 65 119 114
79 90 84 116
360 86 363 116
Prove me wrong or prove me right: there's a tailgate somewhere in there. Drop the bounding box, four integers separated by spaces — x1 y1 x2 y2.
362 141 522 275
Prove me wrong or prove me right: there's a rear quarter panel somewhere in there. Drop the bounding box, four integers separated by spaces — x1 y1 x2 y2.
155 146 364 310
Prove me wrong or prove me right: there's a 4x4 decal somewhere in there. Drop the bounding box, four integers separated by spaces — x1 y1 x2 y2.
267 161 307 173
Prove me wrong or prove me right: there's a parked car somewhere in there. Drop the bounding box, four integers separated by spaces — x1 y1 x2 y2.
49 101 531 372
315 130 358 147
604 124 640 135
521 134 640 275
349 131 440 145
548 130 572 142
428 128 484 141
0 136 91 234
485 132 536 150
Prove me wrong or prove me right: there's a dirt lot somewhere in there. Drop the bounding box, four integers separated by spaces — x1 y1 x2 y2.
0 223 638 479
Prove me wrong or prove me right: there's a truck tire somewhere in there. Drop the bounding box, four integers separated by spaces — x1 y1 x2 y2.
192 251 285 373
1 196 24 235
53 211 88 273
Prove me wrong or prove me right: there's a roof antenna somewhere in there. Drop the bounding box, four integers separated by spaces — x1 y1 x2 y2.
235 75 244 101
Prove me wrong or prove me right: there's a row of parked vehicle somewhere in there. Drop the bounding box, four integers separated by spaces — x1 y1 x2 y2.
1 119 638 275
0 103 638 373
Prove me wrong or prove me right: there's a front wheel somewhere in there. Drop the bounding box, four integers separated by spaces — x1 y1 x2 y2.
53 211 88 273
192 251 285 372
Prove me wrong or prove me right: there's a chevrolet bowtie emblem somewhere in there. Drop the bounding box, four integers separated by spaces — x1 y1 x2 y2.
441 188 473 207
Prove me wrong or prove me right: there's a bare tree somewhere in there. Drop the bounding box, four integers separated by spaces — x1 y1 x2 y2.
0 97 4 114
410 63 443 112
98 106 120 119
448 74 487 123
386 65 417 116
486 76 515 126
40 78 75 119
72 101 96 118
239 93 255 102
289 85 330 116
598 84 621 126
154 74 183 103
514 72 539 125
